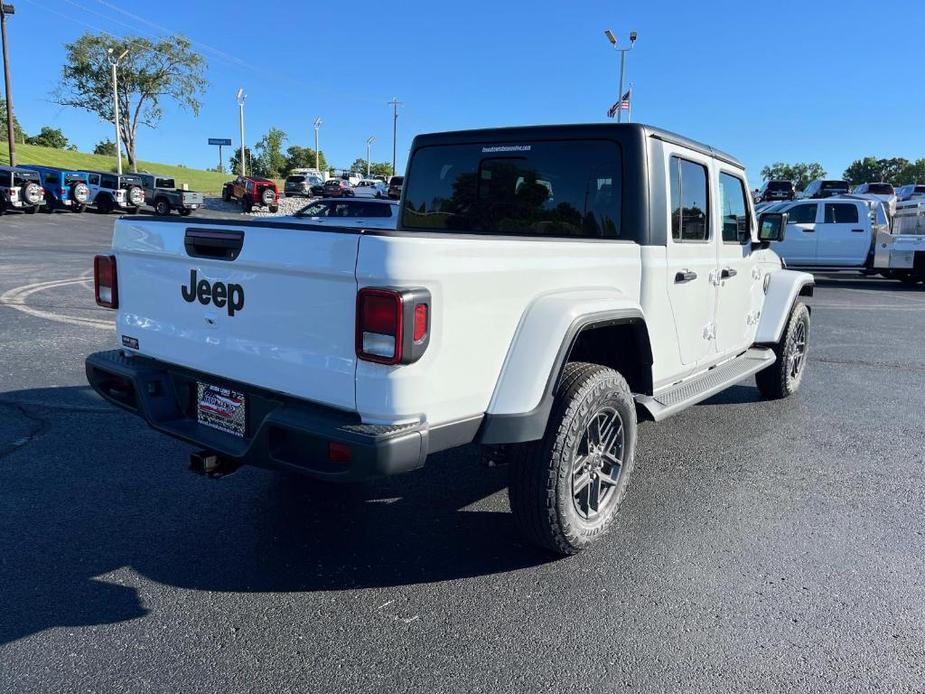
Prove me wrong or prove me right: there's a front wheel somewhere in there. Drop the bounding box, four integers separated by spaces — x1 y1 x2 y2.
24 205 38 215
756 301 810 399
508 362 637 555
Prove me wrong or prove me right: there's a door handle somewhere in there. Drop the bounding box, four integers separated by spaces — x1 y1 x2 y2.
720 268 738 280
674 270 698 283
851 228 865 233
802 227 815 233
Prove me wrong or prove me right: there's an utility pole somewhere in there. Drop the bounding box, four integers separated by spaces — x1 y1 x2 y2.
388 97 402 177
366 136 374 178
604 29 637 123
236 88 246 176
1 4 16 166
313 117 322 172
107 46 129 175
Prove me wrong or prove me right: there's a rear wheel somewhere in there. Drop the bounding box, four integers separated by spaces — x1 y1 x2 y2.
895 271 924 285
96 196 113 214
24 205 38 215
73 204 85 213
269 205 279 213
179 208 192 216
756 301 810 399
508 362 637 555
154 198 170 216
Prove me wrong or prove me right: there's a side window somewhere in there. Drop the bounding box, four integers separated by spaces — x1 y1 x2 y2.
89 174 100 186
787 203 817 224
669 156 709 241
824 203 859 224
102 175 115 188
47 173 60 185
719 172 750 243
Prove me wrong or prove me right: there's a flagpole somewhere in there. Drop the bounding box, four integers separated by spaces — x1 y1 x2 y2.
628 85 632 124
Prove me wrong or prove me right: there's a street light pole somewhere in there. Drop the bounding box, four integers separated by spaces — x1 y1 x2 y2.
366 136 374 178
313 117 322 172
388 97 402 177
1 3 17 166
604 29 637 123
107 47 128 175
236 88 246 177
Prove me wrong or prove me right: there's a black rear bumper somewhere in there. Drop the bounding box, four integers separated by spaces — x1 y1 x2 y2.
84 350 473 482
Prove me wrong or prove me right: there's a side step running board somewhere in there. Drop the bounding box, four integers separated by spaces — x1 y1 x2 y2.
635 347 775 421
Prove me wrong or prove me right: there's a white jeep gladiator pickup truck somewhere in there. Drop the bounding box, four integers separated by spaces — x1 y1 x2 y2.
86 124 813 554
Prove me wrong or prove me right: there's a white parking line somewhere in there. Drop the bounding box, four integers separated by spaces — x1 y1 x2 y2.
0 276 114 330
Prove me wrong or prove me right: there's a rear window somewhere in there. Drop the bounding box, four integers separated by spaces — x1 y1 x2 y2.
156 178 176 188
866 183 894 195
389 176 404 186
821 181 849 191
402 140 622 238
768 181 793 191
287 176 306 183
824 203 859 224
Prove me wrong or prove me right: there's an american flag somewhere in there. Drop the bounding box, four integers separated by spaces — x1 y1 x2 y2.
607 89 632 118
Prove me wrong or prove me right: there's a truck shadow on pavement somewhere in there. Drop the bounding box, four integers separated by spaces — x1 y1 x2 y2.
0 386 550 646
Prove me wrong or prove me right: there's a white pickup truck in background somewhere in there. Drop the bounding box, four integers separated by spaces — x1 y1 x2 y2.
86 123 813 554
768 196 925 283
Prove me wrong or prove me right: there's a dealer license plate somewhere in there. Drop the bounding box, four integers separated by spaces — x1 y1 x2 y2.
196 383 246 437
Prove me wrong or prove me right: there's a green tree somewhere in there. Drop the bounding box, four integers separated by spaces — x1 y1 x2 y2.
255 127 287 178
55 32 207 171
348 159 393 179
229 146 270 177
25 126 69 149
369 162 394 179
283 145 327 175
897 159 925 183
0 99 25 143
760 162 827 191
93 139 117 156
844 157 912 186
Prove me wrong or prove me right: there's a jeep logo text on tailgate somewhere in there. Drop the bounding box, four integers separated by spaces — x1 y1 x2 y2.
181 269 244 316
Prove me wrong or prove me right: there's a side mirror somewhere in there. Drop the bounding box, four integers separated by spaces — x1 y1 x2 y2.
755 212 788 248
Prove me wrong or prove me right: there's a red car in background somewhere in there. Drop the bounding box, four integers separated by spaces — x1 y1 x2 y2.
322 178 355 198
222 176 280 212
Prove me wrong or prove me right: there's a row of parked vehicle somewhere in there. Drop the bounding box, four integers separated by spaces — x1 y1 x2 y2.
0 164 204 216
754 178 925 216
283 169 404 201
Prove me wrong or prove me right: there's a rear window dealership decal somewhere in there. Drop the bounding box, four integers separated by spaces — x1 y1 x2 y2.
481 145 532 153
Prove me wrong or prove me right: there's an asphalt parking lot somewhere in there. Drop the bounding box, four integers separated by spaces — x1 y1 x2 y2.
1 209 924 693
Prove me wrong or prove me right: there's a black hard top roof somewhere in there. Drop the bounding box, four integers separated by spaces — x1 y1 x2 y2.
410 122 744 169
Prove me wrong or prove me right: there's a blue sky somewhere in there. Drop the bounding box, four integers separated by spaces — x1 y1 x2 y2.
11 0 925 181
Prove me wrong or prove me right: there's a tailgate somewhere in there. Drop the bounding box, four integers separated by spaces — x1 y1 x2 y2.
182 191 204 204
113 219 360 411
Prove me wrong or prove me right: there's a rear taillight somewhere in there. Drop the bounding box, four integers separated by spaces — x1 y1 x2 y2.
356 287 430 365
94 255 118 309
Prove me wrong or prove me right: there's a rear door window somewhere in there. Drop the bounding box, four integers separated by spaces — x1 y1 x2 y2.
824 203 859 224
402 140 622 239
669 156 710 242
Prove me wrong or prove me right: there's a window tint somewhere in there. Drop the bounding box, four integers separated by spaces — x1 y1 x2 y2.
89 174 100 185
670 156 709 241
719 173 750 243
787 203 817 224
156 178 175 188
824 203 859 224
767 181 792 191
46 173 60 184
402 140 622 239
866 183 894 195
102 175 116 188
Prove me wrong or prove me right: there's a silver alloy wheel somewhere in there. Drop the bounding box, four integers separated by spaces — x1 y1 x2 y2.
789 320 807 379
73 182 90 203
23 183 43 205
572 406 625 521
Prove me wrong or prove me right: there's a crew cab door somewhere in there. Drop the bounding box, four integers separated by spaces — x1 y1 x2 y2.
664 151 716 366
815 201 870 266
714 169 762 356
771 202 819 265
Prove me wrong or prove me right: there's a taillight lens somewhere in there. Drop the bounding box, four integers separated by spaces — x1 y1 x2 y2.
94 254 118 308
356 287 430 365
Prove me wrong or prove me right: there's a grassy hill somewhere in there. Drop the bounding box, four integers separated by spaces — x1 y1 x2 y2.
0 142 231 194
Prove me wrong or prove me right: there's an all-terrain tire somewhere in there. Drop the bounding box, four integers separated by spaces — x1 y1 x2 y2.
508 362 637 555
756 301 810 400
154 198 170 216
